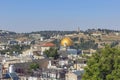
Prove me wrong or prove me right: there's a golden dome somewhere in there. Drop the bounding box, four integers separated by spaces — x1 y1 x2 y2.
60 37 73 47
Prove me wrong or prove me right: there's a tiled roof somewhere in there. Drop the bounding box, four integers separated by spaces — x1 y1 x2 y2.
41 42 55 47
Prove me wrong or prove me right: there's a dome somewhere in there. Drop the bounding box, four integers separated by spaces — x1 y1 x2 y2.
60 37 73 47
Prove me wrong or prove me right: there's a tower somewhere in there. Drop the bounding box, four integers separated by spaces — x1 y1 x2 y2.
77 27 80 33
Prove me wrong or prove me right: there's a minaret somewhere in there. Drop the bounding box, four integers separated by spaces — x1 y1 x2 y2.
77 27 80 33
64 43 67 51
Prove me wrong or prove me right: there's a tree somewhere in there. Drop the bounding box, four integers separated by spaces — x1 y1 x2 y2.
30 63 39 70
111 41 119 48
75 40 98 50
82 46 120 80
44 47 59 59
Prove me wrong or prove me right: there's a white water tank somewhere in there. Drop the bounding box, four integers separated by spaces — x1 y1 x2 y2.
9 65 15 73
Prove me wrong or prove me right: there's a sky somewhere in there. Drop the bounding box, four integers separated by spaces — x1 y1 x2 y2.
0 0 120 33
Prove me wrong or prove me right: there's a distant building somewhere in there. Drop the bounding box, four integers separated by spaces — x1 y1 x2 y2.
8 40 18 45
65 70 83 80
0 43 8 50
40 42 56 53
29 34 41 40
59 37 79 59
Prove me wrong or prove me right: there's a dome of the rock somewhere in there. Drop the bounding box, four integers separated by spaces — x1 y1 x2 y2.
60 37 73 47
